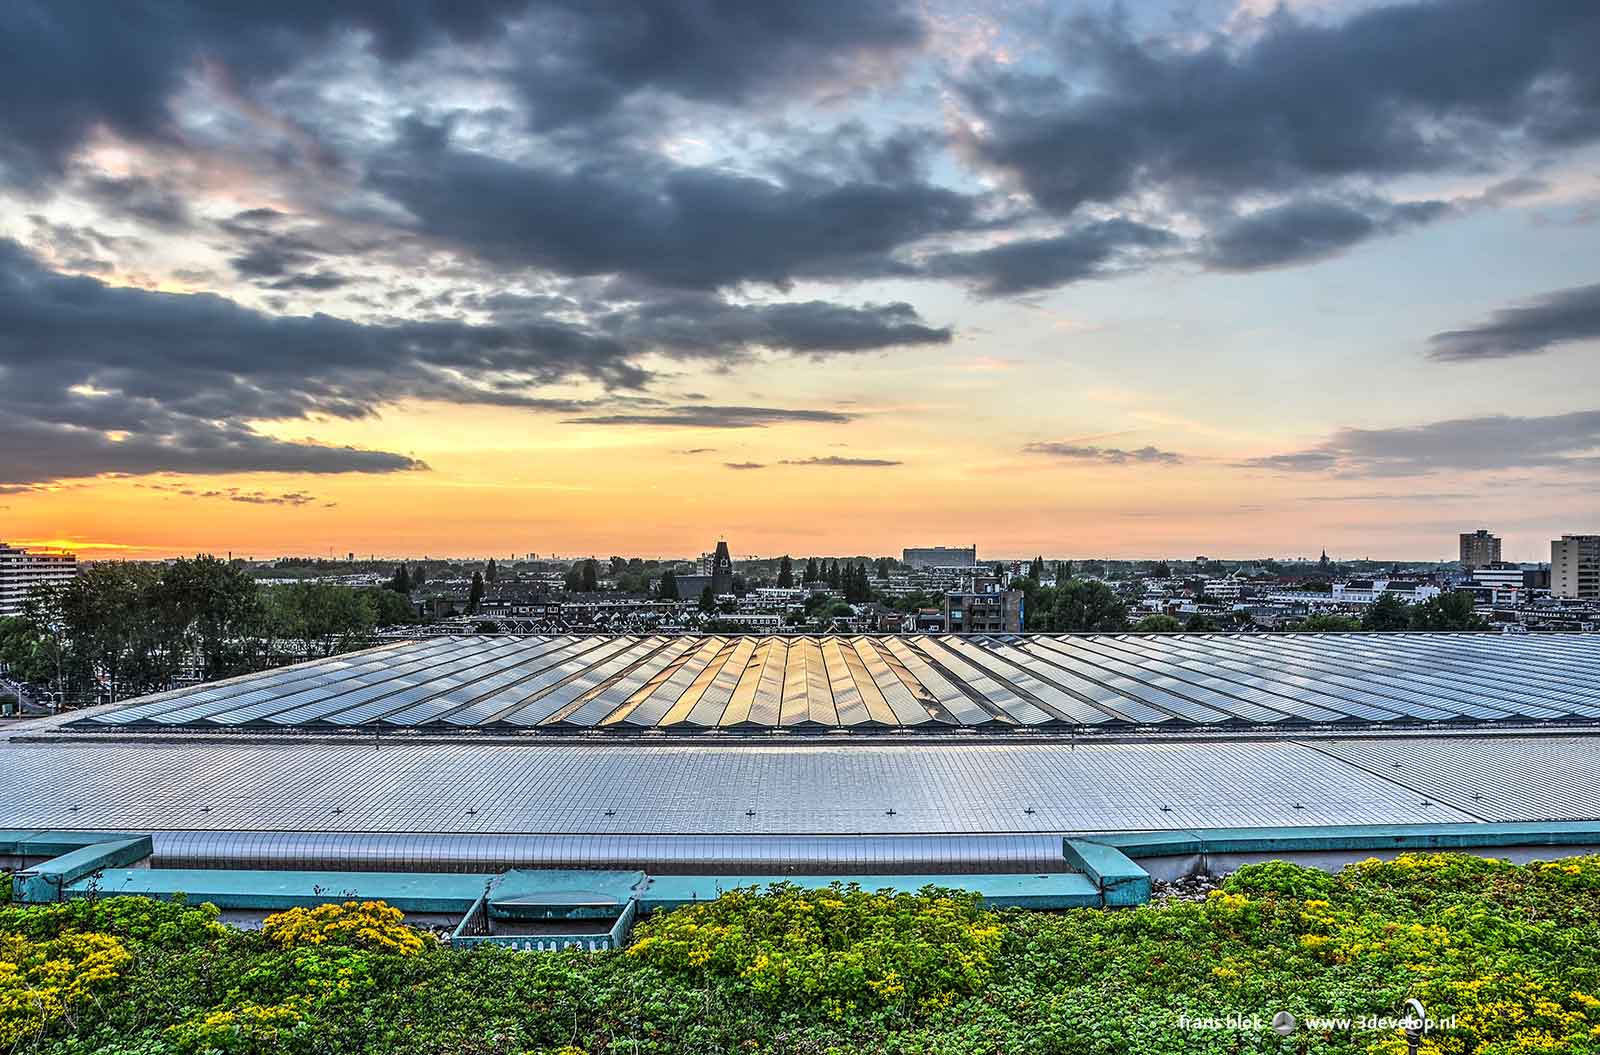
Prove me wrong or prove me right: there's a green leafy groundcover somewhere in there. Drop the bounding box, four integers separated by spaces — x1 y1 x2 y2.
4 855 1600 1054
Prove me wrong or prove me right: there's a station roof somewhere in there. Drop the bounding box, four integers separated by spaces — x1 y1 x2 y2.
71 632 1600 734
2 731 1598 873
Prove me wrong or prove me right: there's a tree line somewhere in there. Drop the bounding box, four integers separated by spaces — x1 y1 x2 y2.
1012 577 1488 633
0 556 416 707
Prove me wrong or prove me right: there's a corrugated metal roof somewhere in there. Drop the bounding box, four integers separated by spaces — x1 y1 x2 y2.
73 633 1600 734
0 737 1487 838
1308 737 1600 822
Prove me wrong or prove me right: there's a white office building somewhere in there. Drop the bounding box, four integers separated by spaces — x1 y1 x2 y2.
1202 577 1243 601
0 543 78 617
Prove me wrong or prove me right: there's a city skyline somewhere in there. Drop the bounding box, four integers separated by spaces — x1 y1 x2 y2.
2 0 1598 560
0 535 1570 567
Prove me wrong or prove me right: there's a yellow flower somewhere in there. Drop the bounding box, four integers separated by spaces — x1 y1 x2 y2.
261 900 426 955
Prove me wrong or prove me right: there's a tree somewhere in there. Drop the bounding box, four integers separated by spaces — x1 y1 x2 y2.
562 567 583 593
1408 591 1487 631
1028 556 1044 581
875 557 892 581
889 590 936 614
1185 613 1221 632
580 559 599 593
777 556 794 589
1293 613 1363 632
0 615 53 685
657 569 679 600
366 587 417 627
158 555 263 680
1042 580 1129 632
1152 561 1172 579
486 558 498 584
389 564 411 594
1362 593 1411 632
804 557 820 583
9 561 417 702
20 586 71 702
1133 614 1183 633
826 560 841 590
838 562 873 604
265 581 378 658
410 564 427 588
468 572 485 612
616 568 651 594
699 585 717 613
57 562 167 702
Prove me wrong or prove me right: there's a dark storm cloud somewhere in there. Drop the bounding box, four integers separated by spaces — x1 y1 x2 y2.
1237 411 1600 476
510 0 926 129
1202 197 1451 271
0 236 947 483
370 125 978 290
1428 282 1600 361
0 415 423 487
266 272 355 292
466 281 951 360
219 211 393 288
230 246 310 279
81 176 191 229
1 0 930 201
776 124 948 189
0 1 531 185
1024 442 1183 466
925 219 1178 296
563 406 854 428
602 295 950 355
0 238 649 414
778 456 901 467
22 219 140 276
0 237 660 484
957 3 1600 218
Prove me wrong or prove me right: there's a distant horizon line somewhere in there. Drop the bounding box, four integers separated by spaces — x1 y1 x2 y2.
10 545 1556 568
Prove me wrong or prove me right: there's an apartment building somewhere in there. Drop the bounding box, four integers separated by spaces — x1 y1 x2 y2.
1552 535 1600 600
1459 529 1502 571
903 546 977 569
943 588 1024 634
0 542 78 617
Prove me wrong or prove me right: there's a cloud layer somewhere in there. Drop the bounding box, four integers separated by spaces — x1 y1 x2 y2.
1025 442 1184 466
1429 282 1600 362
1 0 1596 501
1239 411 1600 477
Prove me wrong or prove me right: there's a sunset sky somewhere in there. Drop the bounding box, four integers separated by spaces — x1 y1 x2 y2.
1 0 1597 562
